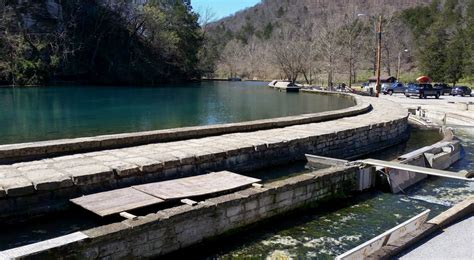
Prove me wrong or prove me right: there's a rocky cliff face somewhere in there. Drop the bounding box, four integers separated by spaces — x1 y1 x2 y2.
1 0 201 85
10 0 191 34
11 0 136 33
10 0 62 33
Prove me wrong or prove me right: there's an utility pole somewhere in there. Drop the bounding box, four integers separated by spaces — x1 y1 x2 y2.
309 42 313 85
375 15 382 97
397 51 401 81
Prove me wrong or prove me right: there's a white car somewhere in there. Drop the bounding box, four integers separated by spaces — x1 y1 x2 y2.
364 83 390 92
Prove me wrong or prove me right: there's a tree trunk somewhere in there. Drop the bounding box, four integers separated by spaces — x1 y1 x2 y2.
303 71 310 85
385 47 391 76
349 58 353 88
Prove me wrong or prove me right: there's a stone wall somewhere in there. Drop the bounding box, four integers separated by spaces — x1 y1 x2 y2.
2 166 358 259
0 115 408 220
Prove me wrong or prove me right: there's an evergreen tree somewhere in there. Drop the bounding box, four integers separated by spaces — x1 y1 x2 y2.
418 22 448 81
402 0 473 84
463 0 474 77
445 29 466 86
443 0 459 26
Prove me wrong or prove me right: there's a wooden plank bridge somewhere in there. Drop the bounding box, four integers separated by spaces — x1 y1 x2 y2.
71 171 260 217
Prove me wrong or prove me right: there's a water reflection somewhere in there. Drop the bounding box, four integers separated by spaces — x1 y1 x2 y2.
0 82 354 144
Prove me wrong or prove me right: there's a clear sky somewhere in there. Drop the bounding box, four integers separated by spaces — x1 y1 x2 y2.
192 0 261 21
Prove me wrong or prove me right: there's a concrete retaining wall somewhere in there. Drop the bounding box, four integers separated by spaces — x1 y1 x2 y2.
367 196 474 259
0 115 409 220
1 166 359 259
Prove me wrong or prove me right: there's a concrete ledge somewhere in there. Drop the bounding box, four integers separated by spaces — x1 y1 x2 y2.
0 93 366 163
367 196 474 259
0 232 89 259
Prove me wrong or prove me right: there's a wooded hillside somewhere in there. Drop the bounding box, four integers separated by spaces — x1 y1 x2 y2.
0 0 202 85
203 0 474 87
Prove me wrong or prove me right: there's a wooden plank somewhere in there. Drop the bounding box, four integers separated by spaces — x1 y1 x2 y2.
133 171 261 200
0 232 88 259
120 212 138 220
305 154 348 166
360 159 472 181
71 187 163 217
335 210 430 260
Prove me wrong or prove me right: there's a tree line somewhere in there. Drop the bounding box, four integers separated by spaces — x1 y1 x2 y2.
0 0 202 85
1 0 473 87
403 0 474 86
204 0 474 87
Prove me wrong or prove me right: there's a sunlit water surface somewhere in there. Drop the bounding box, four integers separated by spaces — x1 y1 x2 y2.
0 82 353 144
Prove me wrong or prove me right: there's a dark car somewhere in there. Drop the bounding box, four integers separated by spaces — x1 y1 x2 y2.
434 83 452 95
451 86 472 97
405 83 441 99
382 82 406 95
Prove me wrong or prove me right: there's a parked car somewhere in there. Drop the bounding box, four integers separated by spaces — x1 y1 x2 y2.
382 82 406 95
451 86 472 97
405 83 441 99
434 83 452 95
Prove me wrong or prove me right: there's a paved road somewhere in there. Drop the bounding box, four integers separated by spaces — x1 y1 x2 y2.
398 213 474 260
379 93 474 126
380 92 473 106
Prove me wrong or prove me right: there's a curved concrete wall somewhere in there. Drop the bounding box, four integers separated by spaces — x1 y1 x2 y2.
0 93 366 163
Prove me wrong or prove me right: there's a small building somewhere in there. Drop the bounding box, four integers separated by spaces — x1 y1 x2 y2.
368 76 397 90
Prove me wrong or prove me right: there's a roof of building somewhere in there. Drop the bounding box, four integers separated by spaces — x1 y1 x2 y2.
368 76 397 82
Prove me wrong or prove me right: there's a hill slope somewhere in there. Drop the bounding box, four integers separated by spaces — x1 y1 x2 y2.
215 0 431 33
202 0 433 83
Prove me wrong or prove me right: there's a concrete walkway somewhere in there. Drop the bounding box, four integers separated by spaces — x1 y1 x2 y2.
398 213 474 260
380 94 474 126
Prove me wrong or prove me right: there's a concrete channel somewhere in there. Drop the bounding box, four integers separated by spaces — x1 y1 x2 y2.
0 91 415 258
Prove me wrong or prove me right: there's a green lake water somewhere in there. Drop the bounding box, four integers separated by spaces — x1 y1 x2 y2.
0 82 354 145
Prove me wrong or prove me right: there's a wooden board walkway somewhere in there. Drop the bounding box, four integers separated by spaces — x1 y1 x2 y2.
70 188 164 217
71 171 260 217
133 171 260 200
359 159 473 181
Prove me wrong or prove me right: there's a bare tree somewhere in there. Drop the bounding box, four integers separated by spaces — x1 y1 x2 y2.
219 39 244 78
198 6 216 35
338 14 365 87
270 27 309 83
314 15 341 88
